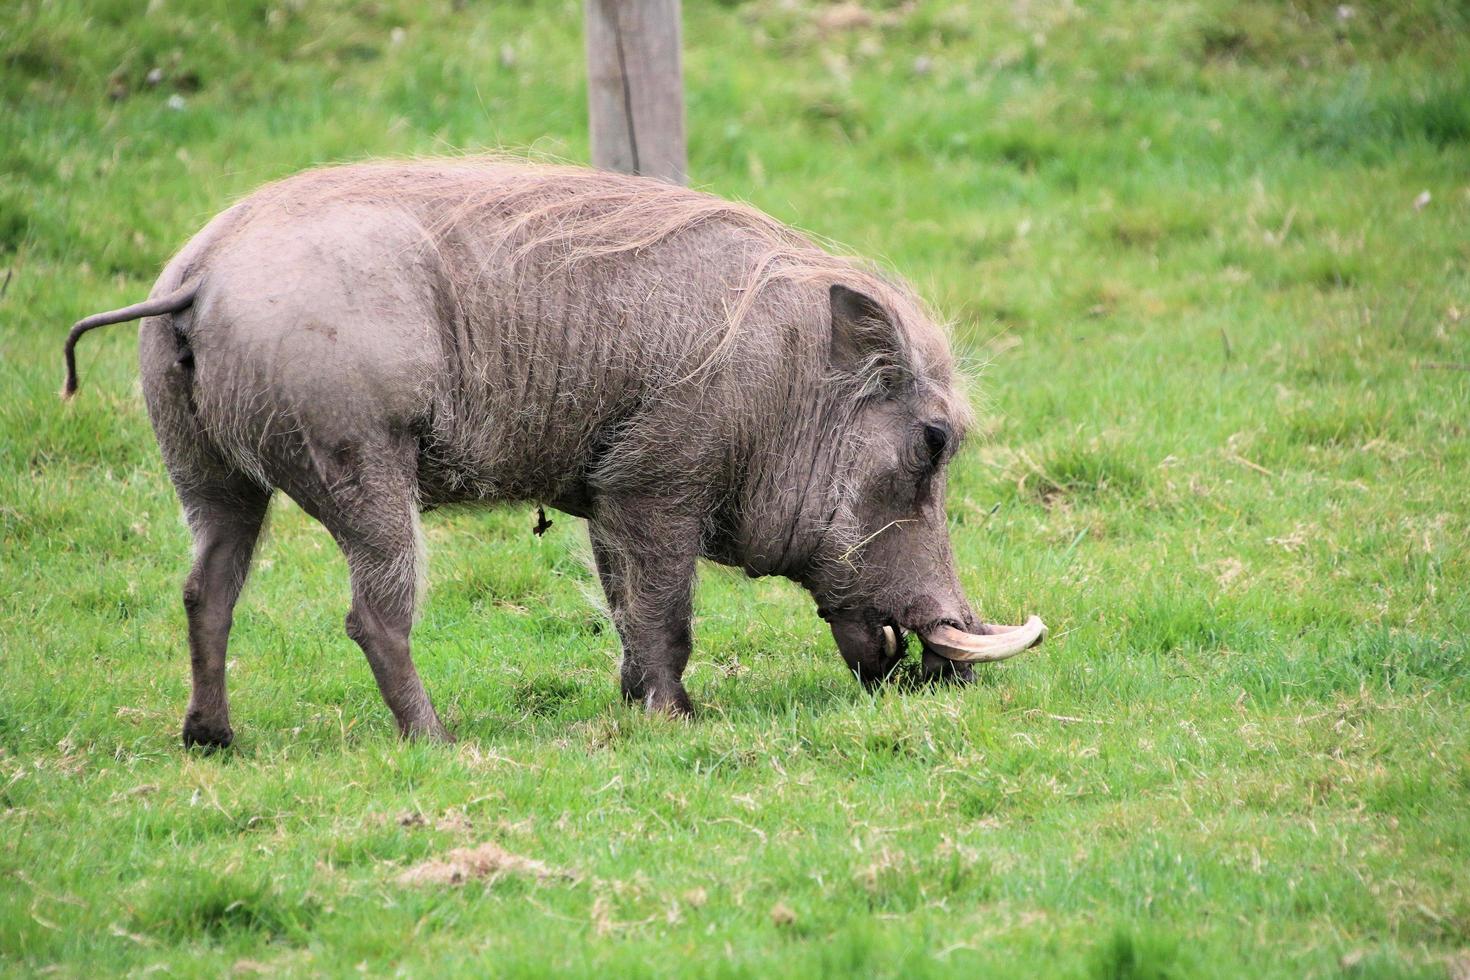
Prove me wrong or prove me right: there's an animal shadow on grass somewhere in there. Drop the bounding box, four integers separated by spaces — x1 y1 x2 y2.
130 867 319 945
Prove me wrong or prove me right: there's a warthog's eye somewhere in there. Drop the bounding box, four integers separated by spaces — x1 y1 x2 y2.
900 420 951 484
921 421 951 467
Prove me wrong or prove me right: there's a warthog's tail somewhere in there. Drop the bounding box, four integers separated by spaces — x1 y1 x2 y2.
62 282 199 399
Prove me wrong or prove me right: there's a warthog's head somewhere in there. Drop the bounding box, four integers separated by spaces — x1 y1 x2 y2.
746 281 1046 686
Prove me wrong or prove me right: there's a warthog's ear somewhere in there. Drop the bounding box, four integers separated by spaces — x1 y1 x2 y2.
829 284 908 391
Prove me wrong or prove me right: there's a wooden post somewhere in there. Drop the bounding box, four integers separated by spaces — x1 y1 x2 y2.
584 0 687 185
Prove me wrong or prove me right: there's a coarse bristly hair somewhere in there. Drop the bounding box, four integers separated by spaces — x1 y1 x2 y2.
175 156 974 587
240 154 970 391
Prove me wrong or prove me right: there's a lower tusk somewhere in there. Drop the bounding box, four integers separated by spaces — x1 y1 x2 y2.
881 624 898 658
920 616 1047 663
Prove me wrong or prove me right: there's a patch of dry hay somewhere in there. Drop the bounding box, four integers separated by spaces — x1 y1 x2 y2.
395 841 572 887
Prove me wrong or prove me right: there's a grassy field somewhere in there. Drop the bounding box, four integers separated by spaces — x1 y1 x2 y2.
3 0 1469 975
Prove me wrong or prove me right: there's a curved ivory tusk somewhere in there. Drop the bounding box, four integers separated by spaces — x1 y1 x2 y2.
881 624 898 658
920 616 1047 663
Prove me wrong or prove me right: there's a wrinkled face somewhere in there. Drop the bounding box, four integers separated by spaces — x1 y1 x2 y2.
812 386 979 684
803 283 1045 684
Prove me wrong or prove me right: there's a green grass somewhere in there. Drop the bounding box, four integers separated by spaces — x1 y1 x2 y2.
3 0 1468 975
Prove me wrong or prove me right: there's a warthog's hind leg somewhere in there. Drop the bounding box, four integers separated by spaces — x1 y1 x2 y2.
305 448 450 743
339 538 450 743
179 480 271 750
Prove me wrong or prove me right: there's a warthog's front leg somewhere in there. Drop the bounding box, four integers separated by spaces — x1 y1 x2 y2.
589 503 698 717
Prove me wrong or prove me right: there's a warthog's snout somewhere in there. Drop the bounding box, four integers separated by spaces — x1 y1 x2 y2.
825 601 1047 688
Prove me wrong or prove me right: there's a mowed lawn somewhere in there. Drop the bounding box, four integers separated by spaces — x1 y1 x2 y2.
3 0 1468 975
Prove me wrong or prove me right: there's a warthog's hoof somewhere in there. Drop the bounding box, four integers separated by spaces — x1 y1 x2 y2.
182 717 234 751
645 685 694 719
402 721 456 744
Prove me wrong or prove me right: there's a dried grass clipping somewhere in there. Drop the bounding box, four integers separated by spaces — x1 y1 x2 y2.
395 841 570 887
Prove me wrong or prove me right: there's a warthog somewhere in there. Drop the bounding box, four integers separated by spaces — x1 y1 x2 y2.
63 159 1045 747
